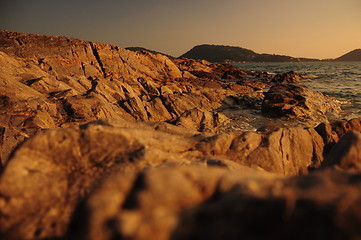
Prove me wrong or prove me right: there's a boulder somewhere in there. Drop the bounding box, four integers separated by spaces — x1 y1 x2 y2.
262 84 341 125
67 167 361 240
196 127 324 174
172 59 248 80
161 92 216 118
321 131 361 171
271 71 302 83
172 58 214 74
329 118 361 137
171 108 230 132
218 66 247 79
315 118 361 155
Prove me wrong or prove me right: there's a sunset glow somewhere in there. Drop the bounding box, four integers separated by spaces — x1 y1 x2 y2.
1 0 360 59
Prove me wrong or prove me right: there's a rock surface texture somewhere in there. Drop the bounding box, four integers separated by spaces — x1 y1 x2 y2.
0 31 360 240
262 84 341 124
67 167 361 240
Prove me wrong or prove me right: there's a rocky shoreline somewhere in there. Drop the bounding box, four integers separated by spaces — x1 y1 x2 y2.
1 30 361 240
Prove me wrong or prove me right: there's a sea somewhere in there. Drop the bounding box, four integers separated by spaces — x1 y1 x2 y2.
234 61 361 118
221 61 361 131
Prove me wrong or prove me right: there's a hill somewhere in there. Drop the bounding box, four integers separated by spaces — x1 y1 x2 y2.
126 46 175 59
335 49 361 61
180 44 319 63
180 44 258 62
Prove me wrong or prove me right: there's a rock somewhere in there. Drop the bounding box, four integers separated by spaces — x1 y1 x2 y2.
271 71 302 83
144 97 173 122
321 131 361 171
172 58 214 74
330 118 361 137
160 85 173 96
220 93 264 111
196 127 324 175
137 77 160 97
0 117 329 239
218 65 247 80
0 31 193 126
189 70 220 80
0 30 183 81
67 167 361 240
315 118 361 155
0 119 204 240
66 166 277 240
262 84 341 124
0 52 60 166
314 122 340 153
172 58 248 81
171 108 230 132
0 31 258 166
161 92 216 118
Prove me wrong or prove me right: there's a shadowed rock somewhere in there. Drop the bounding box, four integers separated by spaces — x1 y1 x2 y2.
271 71 302 84
321 131 361 171
67 167 361 240
173 58 248 80
315 118 361 155
262 84 341 125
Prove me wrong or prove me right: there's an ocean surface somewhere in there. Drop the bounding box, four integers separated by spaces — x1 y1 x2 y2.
233 61 361 119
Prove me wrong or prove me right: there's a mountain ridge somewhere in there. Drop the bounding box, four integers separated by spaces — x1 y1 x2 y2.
335 49 361 62
179 44 321 63
126 44 361 63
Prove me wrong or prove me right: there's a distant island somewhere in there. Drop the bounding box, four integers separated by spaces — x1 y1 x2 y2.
179 44 321 63
127 44 361 63
335 49 361 62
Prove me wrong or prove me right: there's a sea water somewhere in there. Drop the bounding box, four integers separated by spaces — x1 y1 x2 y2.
233 61 361 119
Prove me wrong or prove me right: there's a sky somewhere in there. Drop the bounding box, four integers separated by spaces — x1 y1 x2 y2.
1 0 360 59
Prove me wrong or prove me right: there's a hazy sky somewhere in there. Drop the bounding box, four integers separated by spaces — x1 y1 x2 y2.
1 0 360 59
